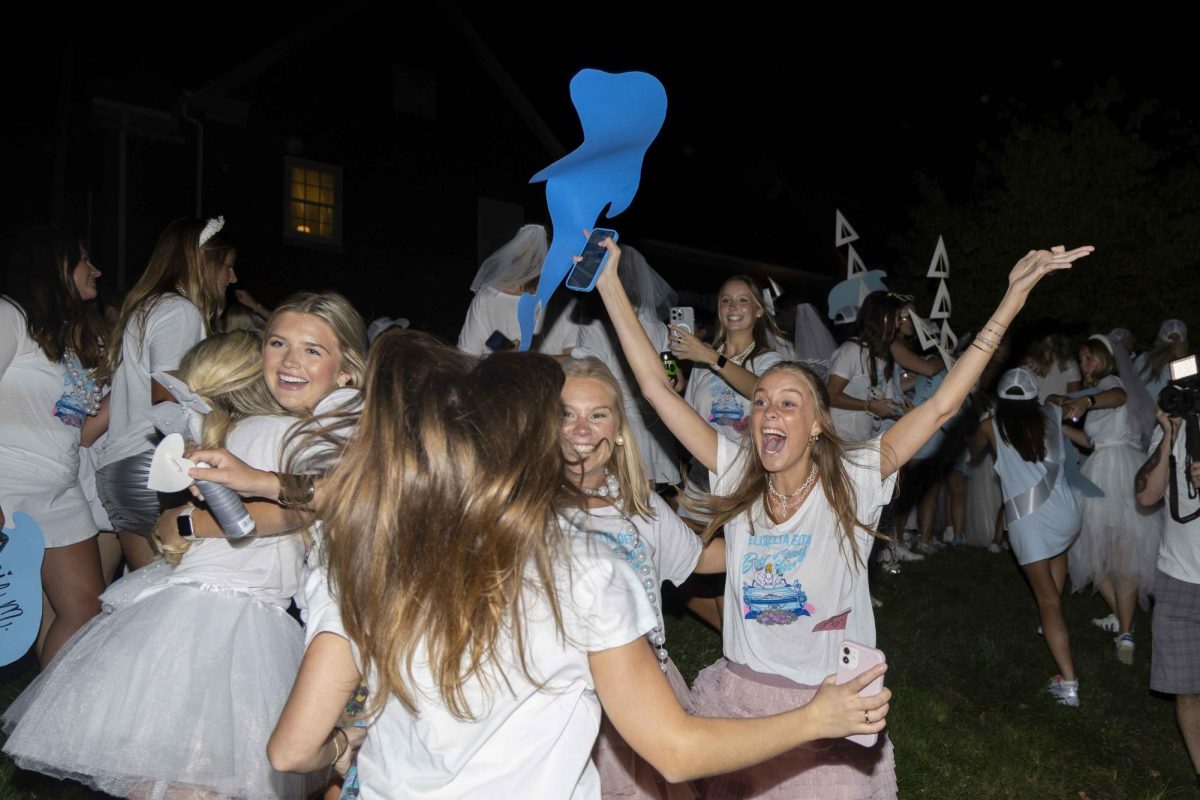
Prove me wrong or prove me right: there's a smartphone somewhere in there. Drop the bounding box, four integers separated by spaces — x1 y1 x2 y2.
564 228 619 292
485 330 516 352
834 639 886 747
1169 354 1197 382
669 306 696 335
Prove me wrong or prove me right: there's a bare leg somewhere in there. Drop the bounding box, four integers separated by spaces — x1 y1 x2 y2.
918 480 939 545
39 536 105 666
1176 694 1200 774
119 530 157 571
948 470 967 541
1113 574 1138 635
98 531 124 584
1022 555 1075 681
1049 551 1068 595
992 506 1005 546
1096 576 1119 617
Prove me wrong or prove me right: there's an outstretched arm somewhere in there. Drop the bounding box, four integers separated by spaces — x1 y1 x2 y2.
590 637 890 783
594 239 720 472
881 246 1093 478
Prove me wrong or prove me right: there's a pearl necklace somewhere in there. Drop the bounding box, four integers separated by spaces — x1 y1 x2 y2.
572 474 669 673
767 466 819 511
717 340 756 365
581 469 621 500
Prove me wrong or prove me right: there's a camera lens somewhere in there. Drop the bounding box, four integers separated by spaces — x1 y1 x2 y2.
842 656 850 664
843 647 850 655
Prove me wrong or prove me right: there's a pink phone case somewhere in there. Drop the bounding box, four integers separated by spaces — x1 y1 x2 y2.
834 639 886 747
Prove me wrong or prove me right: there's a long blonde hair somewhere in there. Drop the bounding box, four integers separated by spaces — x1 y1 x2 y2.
175 331 287 449
560 357 655 519
266 292 367 389
324 339 570 721
96 218 234 384
689 362 885 568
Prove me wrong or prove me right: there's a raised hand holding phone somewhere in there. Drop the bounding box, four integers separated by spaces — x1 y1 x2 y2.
565 228 619 292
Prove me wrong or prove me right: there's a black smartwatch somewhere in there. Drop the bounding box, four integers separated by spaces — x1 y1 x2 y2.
176 506 196 540
715 354 728 371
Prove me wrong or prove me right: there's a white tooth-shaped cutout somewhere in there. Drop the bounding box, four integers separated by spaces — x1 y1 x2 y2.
147 433 197 492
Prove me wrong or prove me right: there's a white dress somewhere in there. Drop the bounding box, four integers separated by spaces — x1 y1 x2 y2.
2 414 323 800
1068 376 1162 603
0 298 97 547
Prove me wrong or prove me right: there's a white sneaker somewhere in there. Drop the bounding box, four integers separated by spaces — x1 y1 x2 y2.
1116 633 1135 665
1091 613 1119 633
1047 675 1080 707
987 543 1002 554
894 543 926 562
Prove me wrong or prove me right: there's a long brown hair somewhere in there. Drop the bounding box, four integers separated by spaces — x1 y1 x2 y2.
995 398 1047 463
95 218 234 384
4 228 105 368
560 357 655 519
324 338 570 720
689 361 885 568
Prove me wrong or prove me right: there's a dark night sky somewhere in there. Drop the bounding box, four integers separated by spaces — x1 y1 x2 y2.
8 8 1200 300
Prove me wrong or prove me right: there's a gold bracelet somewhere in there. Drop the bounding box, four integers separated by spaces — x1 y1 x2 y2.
275 472 315 508
330 727 348 767
971 340 998 356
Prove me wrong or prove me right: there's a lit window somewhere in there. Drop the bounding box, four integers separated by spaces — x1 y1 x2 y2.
284 158 342 246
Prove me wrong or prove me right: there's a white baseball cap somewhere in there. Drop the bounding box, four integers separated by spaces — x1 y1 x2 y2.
367 316 410 345
997 367 1039 401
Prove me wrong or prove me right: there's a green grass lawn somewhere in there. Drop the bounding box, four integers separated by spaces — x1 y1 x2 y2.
0 546 1193 799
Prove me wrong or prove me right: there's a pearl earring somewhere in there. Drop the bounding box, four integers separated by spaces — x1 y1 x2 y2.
615 436 625 446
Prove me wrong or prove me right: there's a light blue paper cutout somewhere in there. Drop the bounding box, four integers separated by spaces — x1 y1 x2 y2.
827 270 889 323
0 512 46 666
518 69 667 351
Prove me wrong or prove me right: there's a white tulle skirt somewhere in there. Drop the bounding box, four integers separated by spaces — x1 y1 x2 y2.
964 451 1003 547
1069 442 1162 605
2 580 324 799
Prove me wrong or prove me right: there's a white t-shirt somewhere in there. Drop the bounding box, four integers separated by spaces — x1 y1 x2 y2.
457 288 579 357
317 532 656 799
99 294 207 467
560 493 703 631
828 340 900 443
0 299 82 477
1149 426 1200 584
713 434 896 685
572 315 680 484
684 348 784 441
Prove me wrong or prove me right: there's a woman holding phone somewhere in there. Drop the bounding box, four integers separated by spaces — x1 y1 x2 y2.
593 236 1092 798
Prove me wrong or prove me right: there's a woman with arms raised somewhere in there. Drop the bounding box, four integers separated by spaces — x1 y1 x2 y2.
593 236 1092 799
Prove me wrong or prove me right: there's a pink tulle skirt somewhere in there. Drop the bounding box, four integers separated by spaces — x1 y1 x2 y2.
689 659 897 800
594 658 699 799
